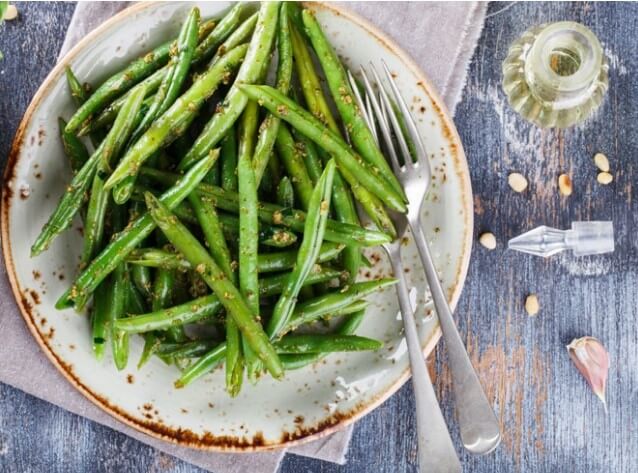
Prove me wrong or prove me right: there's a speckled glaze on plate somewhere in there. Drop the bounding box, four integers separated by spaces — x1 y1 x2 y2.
1 2 473 451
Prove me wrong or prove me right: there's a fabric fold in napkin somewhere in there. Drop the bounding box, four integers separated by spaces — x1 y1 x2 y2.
0 2 485 472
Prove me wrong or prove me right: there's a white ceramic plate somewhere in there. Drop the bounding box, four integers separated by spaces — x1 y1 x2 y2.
2 2 472 451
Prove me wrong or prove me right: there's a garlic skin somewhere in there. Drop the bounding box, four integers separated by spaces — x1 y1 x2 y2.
567 336 610 406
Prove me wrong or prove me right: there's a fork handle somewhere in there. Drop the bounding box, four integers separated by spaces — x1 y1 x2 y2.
411 220 501 455
388 250 461 473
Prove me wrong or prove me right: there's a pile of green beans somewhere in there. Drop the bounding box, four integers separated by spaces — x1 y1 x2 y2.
35 2 404 396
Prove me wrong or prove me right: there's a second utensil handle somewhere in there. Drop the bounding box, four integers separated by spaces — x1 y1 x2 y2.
390 250 461 473
412 221 501 454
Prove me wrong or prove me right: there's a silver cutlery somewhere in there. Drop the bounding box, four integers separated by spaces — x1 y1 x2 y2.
351 63 501 456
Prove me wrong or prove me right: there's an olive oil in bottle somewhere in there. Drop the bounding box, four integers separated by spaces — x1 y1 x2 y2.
502 21 608 128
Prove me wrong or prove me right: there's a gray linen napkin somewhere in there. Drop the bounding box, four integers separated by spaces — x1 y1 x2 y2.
0 2 485 472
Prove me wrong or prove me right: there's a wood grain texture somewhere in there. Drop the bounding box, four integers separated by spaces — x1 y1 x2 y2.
1 2 636 472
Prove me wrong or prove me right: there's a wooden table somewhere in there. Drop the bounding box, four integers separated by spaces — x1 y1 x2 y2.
1 2 635 471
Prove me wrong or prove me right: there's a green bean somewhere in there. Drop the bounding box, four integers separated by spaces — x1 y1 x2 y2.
65 66 89 106
128 241 343 274
138 333 162 369
127 283 147 314
65 40 172 134
90 281 110 360
290 25 339 131
284 278 395 333
209 12 258 65
219 120 241 392
158 339 218 359
253 3 293 184
275 124 313 210
129 201 154 301
56 150 219 310
291 126 322 184
175 342 227 388
188 193 234 280
302 10 405 198
144 192 284 379
194 4 244 65
103 44 248 191
75 16 221 136
80 175 109 267
99 85 147 174
131 7 200 143
258 242 344 273
276 176 294 208
267 160 336 338
220 125 238 191
139 168 392 247
282 306 370 370
152 263 185 343
109 204 130 371
279 30 364 276
178 3 280 171
58 117 89 174
237 101 261 384
114 265 341 334
31 143 102 257
171 285 366 386
82 76 162 136
237 84 407 213
275 334 382 354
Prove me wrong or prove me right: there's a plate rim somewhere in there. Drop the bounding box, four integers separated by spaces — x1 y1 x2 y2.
1 1 474 452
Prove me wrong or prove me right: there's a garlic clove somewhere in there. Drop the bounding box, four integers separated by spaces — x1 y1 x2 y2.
567 336 610 406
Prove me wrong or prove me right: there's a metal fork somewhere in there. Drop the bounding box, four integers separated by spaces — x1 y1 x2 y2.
353 63 501 455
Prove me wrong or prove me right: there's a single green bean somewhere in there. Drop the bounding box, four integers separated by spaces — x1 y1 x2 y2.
237 84 407 213
178 3 280 171
103 44 248 191
56 150 219 310
175 342 227 388
144 192 284 379
99 84 147 174
275 124 313 210
131 7 200 143
238 101 261 384
158 339 218 359
31 143 103 256
267 160 336 338
290 24 339 131
188 193 234 280
208 11 258 65
65 66 89 106
284 278 396 333
90 281 110 360
275 334 382 354
276 176 294 208
252 2 293 184
127 241 343 274
139 168 392 247
302 10 405 198
109 205 130 371
58 117 89 174
220 125 238 191
80 175 109 266
291 126 322 184
65 40 172 134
